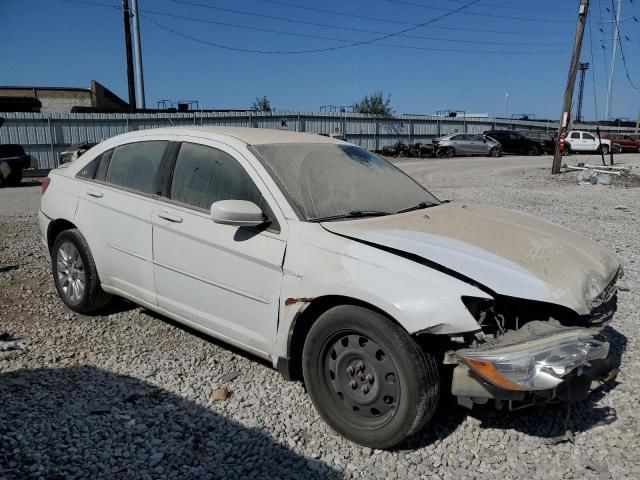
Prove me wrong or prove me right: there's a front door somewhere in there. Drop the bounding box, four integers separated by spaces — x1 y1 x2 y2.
151 139 287 356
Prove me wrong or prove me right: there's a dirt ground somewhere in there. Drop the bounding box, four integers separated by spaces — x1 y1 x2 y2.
1 153 639 479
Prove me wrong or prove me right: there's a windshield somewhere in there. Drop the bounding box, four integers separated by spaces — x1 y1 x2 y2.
252 143 439 221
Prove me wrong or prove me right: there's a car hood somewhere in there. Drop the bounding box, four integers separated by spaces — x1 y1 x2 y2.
322 203 620 314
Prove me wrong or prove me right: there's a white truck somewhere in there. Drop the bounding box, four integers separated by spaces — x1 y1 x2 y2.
566 130 612 155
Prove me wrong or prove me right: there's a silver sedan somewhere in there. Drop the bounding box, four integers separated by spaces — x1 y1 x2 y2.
433 134 502 158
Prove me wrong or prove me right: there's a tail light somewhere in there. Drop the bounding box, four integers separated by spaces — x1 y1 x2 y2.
41 177 51 194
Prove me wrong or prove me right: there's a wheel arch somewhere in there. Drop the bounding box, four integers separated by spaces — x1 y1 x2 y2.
281 295 406 381
47 218 78 252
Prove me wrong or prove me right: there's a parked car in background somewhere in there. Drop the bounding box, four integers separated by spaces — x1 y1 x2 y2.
0 144 32 187
601 133 640 153
40 127 621 449
565 130 612 155
59 142 98 164
432 133 502 157
482 130 545 155
516 130 556 154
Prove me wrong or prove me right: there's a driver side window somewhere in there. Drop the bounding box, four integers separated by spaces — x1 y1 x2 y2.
170 142 262 210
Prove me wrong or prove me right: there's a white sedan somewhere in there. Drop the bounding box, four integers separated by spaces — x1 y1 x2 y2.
39 127 621 448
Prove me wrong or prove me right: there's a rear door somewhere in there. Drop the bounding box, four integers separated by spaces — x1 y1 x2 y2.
582 132 597 151
75 137 173 304
467 134 489 154
151 138 287 355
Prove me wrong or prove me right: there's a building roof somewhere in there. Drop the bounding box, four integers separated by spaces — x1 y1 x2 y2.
0 86 91 92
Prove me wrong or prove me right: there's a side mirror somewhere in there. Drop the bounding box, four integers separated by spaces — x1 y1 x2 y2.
211 200 265 227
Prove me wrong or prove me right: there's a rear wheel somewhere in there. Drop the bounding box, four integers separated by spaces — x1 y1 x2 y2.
302 305 440 449
5 170 22 187
488 147 502 157
527 145 541 156
52 229 112 313
599 144 610 155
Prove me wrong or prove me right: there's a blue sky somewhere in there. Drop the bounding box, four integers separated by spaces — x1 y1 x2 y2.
3 0 640 119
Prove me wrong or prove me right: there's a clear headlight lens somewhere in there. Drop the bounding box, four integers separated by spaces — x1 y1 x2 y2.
457 331 609 391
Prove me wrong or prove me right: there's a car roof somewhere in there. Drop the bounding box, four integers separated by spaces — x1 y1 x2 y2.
115 126 342 146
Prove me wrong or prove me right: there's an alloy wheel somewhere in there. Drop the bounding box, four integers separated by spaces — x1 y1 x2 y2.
56 241 86 303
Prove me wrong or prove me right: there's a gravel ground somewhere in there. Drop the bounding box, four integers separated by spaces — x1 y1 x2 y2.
1 155 639 479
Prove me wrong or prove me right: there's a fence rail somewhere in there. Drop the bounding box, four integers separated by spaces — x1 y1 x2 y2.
1 111 636 169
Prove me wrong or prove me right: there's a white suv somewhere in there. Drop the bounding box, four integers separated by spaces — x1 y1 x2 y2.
39 127 620 448
566 130 612 154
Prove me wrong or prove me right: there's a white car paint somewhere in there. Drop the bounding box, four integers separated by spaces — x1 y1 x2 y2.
39 126 621 371
566 130 612 153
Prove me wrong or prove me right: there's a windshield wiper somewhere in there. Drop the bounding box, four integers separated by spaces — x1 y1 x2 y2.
311 210 391 222
395 201 436 214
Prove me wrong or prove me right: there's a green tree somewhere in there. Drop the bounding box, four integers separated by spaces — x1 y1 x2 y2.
353 91 393 116
251 96 272 112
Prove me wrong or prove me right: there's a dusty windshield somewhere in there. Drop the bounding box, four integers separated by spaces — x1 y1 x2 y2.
252 143 439 221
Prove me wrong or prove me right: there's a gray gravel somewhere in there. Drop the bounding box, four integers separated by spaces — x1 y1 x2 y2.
1 156 640 479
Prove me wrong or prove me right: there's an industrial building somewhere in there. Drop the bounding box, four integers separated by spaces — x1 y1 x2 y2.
0 81 129 113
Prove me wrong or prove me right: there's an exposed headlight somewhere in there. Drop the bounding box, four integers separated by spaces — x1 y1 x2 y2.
456 330 609 391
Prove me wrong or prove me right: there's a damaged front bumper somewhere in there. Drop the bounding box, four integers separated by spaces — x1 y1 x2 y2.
450 322 617 409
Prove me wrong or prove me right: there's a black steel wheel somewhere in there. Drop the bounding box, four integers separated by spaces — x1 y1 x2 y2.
302 305 439 449
527 145 541 156
488 147 502 157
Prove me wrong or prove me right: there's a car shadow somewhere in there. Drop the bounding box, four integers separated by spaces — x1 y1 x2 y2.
13 180 42 188
0 366 342 479
403 326 627 450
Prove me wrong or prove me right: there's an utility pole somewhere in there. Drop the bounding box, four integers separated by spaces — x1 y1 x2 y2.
504 92 509 118
122 0 137 112
604 0 622 120
552 0 589 174
131 0 146 109
576 62 590 123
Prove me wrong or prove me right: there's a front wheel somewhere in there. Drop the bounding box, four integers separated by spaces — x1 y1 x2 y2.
302 305 440 449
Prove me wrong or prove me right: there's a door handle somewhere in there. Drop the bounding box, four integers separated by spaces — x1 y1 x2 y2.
157 211 183 223
86 189 103 198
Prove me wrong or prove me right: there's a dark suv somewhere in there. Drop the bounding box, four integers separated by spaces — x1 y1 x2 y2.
0 144 31 187
517 130 556 154
483 130 546 155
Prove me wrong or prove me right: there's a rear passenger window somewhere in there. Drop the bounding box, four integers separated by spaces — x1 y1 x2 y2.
170 143 262 210
94 149 113 182
107 141 167 194
76 155 101 179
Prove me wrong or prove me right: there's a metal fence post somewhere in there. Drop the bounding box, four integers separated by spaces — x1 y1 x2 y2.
47 116 56 168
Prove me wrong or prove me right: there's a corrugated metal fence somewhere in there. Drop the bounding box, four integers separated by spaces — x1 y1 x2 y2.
1 111 636 169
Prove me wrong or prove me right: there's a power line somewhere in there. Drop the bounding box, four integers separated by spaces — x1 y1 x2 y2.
441 0 570 13
53 0 119 8
252 0 570 29
168 0 570 36
141 12 562 55
611 0 639 89
140 7 560 47
381 0 572 23
588 12 600 119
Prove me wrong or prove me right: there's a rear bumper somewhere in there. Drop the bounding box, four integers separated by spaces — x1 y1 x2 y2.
38 210 51 254
451 324 616 408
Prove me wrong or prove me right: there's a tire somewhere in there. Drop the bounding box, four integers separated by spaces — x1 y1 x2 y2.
562 146 571 156
52 228 112 313
527 145 541 156
5 170 23 187
613 145 622 154
488 147 501 158
599 144 609 155
302 305 440 449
